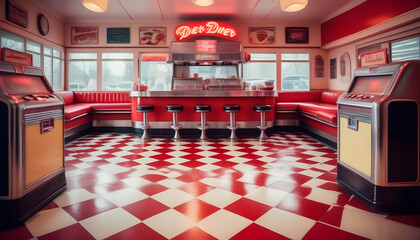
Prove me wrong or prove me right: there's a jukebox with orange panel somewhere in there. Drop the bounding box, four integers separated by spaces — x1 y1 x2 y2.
0 62 66 229
337 60 420 212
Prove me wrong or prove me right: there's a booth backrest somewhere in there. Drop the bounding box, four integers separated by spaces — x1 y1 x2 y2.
276 91 322 102
319 91 345 105
73 91 130 103
54 91 74 105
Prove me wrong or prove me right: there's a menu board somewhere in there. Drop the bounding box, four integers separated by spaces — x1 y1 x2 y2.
0 74 50 95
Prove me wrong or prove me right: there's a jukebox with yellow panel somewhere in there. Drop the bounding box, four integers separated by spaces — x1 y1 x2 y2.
337 60 420 212
0 60 66 229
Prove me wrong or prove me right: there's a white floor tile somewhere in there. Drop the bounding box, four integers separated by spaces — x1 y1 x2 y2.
197 209 252 240
255 208 316 240
143 209 194 239
103 188 148 207
121 176 151 188
305 187 343 205
198 188 241 208
244 187 288 206
151 188 194 208
26 208 77 237
80 208 140 240
54 188 97 207
157 178 185 188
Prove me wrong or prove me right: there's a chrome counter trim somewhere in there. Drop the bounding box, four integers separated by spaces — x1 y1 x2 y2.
132 120 274 129
130 90 277 97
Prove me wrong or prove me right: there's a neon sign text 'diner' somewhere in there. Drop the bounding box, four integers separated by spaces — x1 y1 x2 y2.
174 21 238 41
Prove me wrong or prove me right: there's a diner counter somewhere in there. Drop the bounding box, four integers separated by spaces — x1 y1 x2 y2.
130 90 277 98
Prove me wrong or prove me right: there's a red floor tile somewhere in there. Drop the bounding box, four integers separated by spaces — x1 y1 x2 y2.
105 223 166 240
219 180 259 196
178 182 216 197
172 226 218 240
141 174 168 182
139 183 169 196
231 223 290 240
0 225 33 240
174 199 220 222
225 198 272 221
386 214 420 228
123 198 170 220
37 223 95 240
302 222 369 240
319 206 344 227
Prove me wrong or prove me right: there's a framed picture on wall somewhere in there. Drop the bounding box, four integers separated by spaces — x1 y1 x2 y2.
139 27 166 45
6 0 28 28
107 28 130 43
285 27 308 44
330 58 337 79
71 26 98 45
249 27 275 44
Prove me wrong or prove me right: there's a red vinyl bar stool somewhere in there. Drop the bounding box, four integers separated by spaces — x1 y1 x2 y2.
253 104 271 140
195 104 211 140
137 105 154 140
224 104 240 141
167 104 183 140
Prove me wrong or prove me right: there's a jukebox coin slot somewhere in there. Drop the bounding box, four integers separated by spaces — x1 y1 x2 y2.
41 118 54 134
348 116 358 131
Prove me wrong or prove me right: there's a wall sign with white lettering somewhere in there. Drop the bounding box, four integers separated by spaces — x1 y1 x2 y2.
71 26 98 45
360 48 388 67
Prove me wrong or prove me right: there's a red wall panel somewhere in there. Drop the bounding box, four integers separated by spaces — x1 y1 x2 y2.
321 0 420 46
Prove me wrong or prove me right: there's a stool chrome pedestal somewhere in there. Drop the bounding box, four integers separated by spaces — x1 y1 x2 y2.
195 104 211 140
253 105 271 140
137 105 154 140
167 104 183 140
224 104 240 141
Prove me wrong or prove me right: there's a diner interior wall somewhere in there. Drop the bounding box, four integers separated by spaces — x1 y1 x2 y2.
65 20 327 91
326 18 420 91
0 0 65 49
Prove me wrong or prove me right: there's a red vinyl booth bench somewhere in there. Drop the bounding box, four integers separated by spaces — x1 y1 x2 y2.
54 91 131 139
275 90 344 142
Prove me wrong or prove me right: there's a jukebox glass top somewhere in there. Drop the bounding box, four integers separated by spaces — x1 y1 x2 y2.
0 73 50 95
349 75 392 95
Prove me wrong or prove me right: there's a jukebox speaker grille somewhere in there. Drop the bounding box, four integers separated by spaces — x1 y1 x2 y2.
388 101 419 182
0 102 9 196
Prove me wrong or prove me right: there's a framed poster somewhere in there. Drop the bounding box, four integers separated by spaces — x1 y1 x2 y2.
139 27 166 45
340 52 351 83
249 27 275 44
285 27 308 44
330 58 337 79
71 26 98 45
315 55 324 78
107 28 130 43
6 0 28 28
360 48 387 67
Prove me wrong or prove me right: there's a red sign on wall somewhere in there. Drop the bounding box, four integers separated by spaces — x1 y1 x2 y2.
174 21 238 41
360 48 388 67
2 48 33 66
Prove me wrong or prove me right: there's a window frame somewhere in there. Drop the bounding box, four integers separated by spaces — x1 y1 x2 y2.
280 52 310 92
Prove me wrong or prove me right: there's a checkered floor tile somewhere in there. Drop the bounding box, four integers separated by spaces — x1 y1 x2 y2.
1 132 420 240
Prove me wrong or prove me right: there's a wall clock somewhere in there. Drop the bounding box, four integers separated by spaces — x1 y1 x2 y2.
37 14 49 36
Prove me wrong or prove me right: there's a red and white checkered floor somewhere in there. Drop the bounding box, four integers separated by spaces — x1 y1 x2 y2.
1 132 420 240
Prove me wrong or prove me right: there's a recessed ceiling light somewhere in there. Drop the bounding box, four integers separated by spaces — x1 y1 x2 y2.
280 0 308 12
192 0 215 7
82 0 108 13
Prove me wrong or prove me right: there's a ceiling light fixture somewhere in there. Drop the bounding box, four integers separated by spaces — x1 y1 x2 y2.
82 0 108 12
279 0 308 12
192 0 215 7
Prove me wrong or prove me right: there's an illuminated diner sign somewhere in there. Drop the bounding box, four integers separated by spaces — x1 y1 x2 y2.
174 21 238 41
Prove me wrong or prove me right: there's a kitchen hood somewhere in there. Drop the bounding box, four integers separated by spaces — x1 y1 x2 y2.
168 40 245 64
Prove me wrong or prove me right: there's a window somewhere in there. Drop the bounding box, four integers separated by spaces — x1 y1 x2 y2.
44 47 63 89
281 53 310 91
102 53 134 91
243 53 277 89
69 53 97 91
26 40 41 67
391 36 420 62
0 30 24 51
139 53 172 91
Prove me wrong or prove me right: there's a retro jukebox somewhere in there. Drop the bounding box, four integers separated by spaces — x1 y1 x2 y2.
337 60 420 212
0 52 66 229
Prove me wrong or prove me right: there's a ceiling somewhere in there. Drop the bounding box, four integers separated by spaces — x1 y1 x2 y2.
33 0 362 23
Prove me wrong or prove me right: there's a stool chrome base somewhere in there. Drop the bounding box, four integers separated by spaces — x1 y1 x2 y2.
140 112 151 140
198 125 209 140
257 125 268 140
171 124 182 140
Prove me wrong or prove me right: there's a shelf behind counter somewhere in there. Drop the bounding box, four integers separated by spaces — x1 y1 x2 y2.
130 90 277 131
